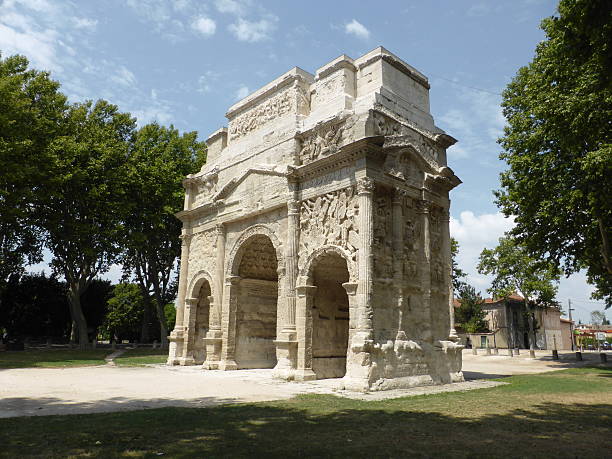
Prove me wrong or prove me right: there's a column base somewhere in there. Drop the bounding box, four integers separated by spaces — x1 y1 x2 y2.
294 369 317 381
203 331 223 370
218 360 238 370
273 338 297 380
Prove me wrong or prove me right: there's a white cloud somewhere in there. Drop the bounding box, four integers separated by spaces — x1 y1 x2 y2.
215 0 248 15
198 70 219 94
450 211 515 292
110 65 137 87
235 84 249 100
344 19 370 40
228 16 276 42
72 17 98 30
438 86 504 161
192 16 216 36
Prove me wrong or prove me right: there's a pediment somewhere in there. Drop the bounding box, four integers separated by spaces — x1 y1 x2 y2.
213 165 288 202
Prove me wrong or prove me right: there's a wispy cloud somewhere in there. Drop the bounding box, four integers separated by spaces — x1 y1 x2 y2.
198 70 219 94
228 16 277 42
192 16 216 36
450 211 515 292
110 65 137 87
234 84 249 100
344 19 370 40
215 0 250 15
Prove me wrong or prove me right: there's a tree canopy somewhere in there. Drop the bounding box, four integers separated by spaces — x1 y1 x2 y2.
454 285 488 334
496 0 612 307
121 123 206 347
0 53 67 286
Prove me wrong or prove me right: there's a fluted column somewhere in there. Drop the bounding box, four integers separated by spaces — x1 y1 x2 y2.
167 228 192 365
357 177 375 333
283 198 299 334
392 188 406 340
417 199 433 342
218 275 241 370
295 285 317 381
212 224 225 331
441 208 458 341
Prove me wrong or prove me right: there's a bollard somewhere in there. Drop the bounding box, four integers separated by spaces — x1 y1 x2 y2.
472 347 477 355
111 339 116 351
46 338 52 349
601 353 608 363
575 351 582 361
529 349 536 359
153 340 158 349
486 346 491 356
515 348 520 355
493 347 499 355
508 348 514 357
92 339 97 349
552 349 559 360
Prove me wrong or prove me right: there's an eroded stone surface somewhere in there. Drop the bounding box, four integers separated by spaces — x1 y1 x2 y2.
168 47 464 391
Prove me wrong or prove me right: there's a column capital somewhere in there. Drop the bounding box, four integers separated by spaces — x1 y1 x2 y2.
296 285 317 298
214 223 225 235
342 282 359 296
416 199 432 214
185 297 199 307
392 187 409 204
357 177 375 195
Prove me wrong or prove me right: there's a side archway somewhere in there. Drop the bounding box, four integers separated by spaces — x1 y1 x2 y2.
185 270 214 365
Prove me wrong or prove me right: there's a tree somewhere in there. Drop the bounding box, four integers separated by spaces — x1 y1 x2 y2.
590 310 606 326
478 235 561 353
0 53 67 287
102 283 145 342
121 123 205 347
451 237 467 293
454 285 488 334
39 100 135 347
496 0 612 307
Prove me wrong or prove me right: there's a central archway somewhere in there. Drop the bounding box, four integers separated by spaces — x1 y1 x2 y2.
234 234 279 369
311 252 350 379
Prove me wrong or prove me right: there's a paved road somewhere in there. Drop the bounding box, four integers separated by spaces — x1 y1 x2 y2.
0 349 607 418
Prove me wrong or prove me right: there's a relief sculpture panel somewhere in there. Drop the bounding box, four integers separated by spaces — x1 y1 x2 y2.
299 186 359 271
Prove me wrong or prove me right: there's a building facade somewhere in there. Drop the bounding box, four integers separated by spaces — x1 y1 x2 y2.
166 47 464 391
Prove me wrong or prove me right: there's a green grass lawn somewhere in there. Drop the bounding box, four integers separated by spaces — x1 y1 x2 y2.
1 366 610 458
114 348 168 366
0 349 109 369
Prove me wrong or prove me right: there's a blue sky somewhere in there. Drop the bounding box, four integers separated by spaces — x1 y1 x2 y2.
1 0 606 322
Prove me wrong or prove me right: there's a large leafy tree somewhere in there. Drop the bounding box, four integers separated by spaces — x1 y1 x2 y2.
454 285 488 334
496 0 612 307
0 53 67 286
451 237 467 293
102 283 145 342
39 100 135 347
478 235 561 353
121 123 206 347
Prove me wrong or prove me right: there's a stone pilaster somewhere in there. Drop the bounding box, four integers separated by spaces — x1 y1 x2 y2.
218 275 241 370
356 177 375 333
417 199 433 342
180 297 199 365
294 285 317 381
392 188 407 340
167 229 192 365
441 209 458 341
203 224 225 369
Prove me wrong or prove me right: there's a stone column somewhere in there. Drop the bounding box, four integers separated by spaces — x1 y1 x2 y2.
392 188 407 340
180 297 199 365
356 177 375 333
441 209 458 341
294 285 317 381
203 224 225 369
167 228 192 365
417 199 433 342
218 275 241 370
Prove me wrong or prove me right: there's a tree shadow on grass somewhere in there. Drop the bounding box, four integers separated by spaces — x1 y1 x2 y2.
1 398 610 458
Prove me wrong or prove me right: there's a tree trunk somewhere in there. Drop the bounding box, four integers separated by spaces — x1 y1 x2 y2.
67 285 89 349
140 299 152 343
153 295 169 349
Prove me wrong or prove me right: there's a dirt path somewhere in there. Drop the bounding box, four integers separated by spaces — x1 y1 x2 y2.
0 349 607 418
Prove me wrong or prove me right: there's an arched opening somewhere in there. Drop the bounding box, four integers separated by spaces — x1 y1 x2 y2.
311 252 350 379
235 234 279 369
192 280 211 364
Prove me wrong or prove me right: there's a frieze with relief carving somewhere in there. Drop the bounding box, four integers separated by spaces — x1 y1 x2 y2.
299 186 359 270
299 116 357 165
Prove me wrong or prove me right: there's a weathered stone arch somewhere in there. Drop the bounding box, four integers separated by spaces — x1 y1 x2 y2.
299 244 357 284
226 224 285 277
187 269 215 301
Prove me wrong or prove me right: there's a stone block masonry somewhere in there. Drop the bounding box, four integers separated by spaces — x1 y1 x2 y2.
167 47 464 391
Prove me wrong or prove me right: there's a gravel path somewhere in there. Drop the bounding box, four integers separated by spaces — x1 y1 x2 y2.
1 349 607 418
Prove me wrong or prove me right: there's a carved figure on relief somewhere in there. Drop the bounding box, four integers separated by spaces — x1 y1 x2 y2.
299 116 356 165
403 201 419 279
188 230 216 277
299 186 359 268
229 89 292 141
373 195 393 279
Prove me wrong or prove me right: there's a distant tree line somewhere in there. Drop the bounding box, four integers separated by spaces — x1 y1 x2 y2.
0 52 206 347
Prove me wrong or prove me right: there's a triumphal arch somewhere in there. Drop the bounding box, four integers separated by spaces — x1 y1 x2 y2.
167 47 464 391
